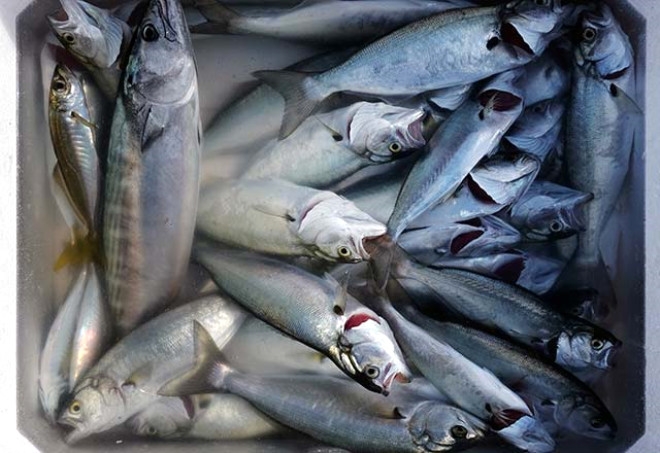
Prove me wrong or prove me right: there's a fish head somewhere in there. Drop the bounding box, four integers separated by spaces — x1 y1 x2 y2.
407 402 487 451
496 414 556 453
338 311 410 395
575 4 634 81
556 393 617 440
49 64 83 111
514 99 566 138
348 103 427 163
500 0 571 56
298 197 386 262
58 375 128 442
127 397 195 439
126 0 196 104
48 0 125 68
555 325 621 370
456 217 522 256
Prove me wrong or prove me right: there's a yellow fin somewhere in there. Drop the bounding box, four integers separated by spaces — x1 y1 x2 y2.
53 228 99 271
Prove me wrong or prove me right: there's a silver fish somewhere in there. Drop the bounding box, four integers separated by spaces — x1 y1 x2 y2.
196 178 386 262
48 0 131 99
387 76 525 239
545 288 601 323
190 0 471 45
505 98 565 162
160 323 487 452
400 216 521 264
506 181 594 242
127 397 195 439
518 50 570 106
58 294 247 442
48 64 100 233
103 0 201 335
194 247 410 394
256 0 571 137
561 4 639 306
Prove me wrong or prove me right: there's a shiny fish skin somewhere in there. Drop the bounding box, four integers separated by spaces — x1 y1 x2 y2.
504 98 565 162
103 0 202 335
256 0 569 137
48 64 100 232
196 178 386 262
242 102 427 189
58 294 247 442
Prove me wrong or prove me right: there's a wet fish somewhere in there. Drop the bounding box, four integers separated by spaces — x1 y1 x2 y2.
189 0 472 45
160 322 487 452
518 50 570 106
545 288 601 323
242 102 427 188
256 0 570 137
48 0 131 99
505 181 593 242
194 246 410 394
504 98 565 162
48 64 100 233
196 179 386 262
387 76 525 239
58 294 247 442
103 0 202 335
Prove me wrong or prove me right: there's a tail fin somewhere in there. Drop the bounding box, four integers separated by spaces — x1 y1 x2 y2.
158 321 231 397
192 1 241 34
364 235 397 291
253 70 324 138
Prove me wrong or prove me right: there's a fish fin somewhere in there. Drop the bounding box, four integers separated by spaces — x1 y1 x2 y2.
122 363 154 389
252 203 295 222
364 235 397 291
159 321 230 396
141 107 167 153
70 111 97 130
194 1 241 33
253 70 323 138
608 83 643 116
313 116 344 142
54 228 98 271
329 272 348 316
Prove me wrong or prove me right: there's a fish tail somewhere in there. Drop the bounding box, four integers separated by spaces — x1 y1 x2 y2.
253 69 324 138
365 235 398 292
54 229 99 271
158 321 232 397
191 1 242 34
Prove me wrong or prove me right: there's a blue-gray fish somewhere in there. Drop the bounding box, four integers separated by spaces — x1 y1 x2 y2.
518 49 570 106
103 0 202 335
48 0 131 99
506 181 593 242
196 178 386 262
504 98 565 162
242 102 427 188
160 322 487 452
256 0 571 137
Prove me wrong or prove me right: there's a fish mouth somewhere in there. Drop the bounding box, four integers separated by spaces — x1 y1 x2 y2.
413 436 454 452
48 8 70 26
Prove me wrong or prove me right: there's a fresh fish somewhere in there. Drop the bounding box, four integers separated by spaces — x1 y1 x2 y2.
242 102 427 188
360 290 553 452
48 0 131 99
39 267 88 424
189 0 472 45
561 4 639 306
48 64 100 233
58 294 247 442
518 50 570 106
196 179 386 262
387 76 525 239
103 0 202 335
504 98 565 162
194 246 410 394
127 397 195 439
256 0 571 137
505 181 593 242
160 322 487 452
399 216 521 264
404 313 617 440
545 288 601 323
368 237 621 371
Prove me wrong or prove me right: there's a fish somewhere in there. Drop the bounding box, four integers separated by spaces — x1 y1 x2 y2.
189 0 472 45
387 74 525 239
255 0 571 137
196 178 386 262
403 311 617 440
48 0 131 99
194 246 410 394
160 322 487 452
126 396 195 439
103 0 202 335
504 98 565 162
560 3 640 308
242 102 427 189
545 288 601 323
58 294 247 442
368 236 621 371
48 64 100 234
518 49 570 106
505 181 594 242
359 289 554 452
399 216 522 264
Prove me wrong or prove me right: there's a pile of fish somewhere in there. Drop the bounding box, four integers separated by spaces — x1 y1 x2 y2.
38 0 640 451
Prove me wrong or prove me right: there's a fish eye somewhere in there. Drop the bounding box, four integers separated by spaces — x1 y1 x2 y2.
337 246 352 259
590 417 605 428
141 24 159 42
69 400 82 414
450 425 468 439
54 80 67 92
364 365 380 379
62 32 75 44
549 221 563 233
591 338 604 351
389 142 402 153
147 426 157 435
582 27 597 42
